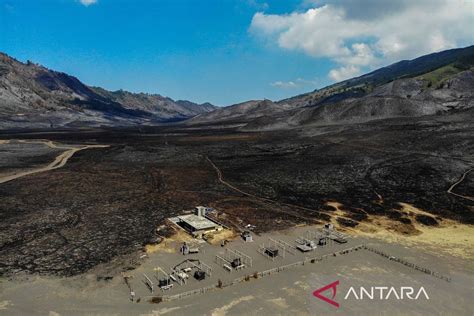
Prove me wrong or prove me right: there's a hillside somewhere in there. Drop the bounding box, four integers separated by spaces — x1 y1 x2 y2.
1 46 473 130
278 45 474 108
246 69 474 130
188 45 474 130
0 53 215 129
188 99 294 126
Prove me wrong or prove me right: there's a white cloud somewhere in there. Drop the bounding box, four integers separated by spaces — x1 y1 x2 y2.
247 0 269 10
79 0 97 6
271 77 319 89
329 65 360 82
250 0 474 82
271 80 298 88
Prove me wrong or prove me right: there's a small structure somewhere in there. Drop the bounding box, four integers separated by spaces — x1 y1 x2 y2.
172 259 212 284
153 267 174 291
265 247 279 258
176 214 222 238
332 236 348 244
325 223 334 230
309 223 348 245
258 238 296 261
301 230 333 247
318 237 328 246
231 258 242 268
157 277 173 291
168 206 223 238
322 225 348 243
215 248 252 272
241 231 253 242
195 206 207 217
296 239 317 252
302 225 348 245
194 270 206 281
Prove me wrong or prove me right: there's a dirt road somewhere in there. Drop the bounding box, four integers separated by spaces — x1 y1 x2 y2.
205 156 334 223
448 168 474 201
0 140 109 184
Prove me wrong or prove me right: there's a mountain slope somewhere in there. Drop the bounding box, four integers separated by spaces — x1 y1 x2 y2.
0 53 215 129
278 45 474 109
188 45 474 130
246 70 474 130
188 99 294 126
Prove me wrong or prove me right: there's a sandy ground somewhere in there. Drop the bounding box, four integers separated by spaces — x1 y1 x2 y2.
145 229 194 254
325 201 474 260
1 225 472 316
358 218 474 259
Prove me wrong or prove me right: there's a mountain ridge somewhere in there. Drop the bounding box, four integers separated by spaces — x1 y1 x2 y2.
0 52 216 129
1 45 473 130
188 45 474 130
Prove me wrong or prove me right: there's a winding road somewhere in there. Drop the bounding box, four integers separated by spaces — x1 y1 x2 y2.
0 140 109 184
448 168 474 202
205 155 336 222
331 139 474 202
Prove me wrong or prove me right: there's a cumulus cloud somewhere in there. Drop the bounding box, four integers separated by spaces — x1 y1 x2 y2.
250 0 474 81
329 65 361 82
79 0 97 6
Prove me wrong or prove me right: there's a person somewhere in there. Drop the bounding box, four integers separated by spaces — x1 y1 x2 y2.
180 242 189 255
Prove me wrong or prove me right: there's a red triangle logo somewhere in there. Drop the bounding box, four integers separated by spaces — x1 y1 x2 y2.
313 280 340 308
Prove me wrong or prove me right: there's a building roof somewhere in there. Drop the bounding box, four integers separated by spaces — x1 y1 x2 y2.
178 214 219 231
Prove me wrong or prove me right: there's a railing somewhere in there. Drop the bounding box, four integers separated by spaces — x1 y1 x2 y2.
152 244 365 302
362 245 451 282
149 244 450 303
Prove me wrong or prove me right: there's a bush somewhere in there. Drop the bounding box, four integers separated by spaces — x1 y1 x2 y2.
150 297 161 304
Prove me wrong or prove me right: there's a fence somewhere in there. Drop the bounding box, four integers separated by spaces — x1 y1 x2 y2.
362 245 451 282
150 244 451 302
152 244 365 302
160 284 217 301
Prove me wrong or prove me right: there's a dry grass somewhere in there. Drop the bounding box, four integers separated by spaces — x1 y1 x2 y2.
322 200 473 259
330 201 474 259
206 229 237 246
145 227 193 254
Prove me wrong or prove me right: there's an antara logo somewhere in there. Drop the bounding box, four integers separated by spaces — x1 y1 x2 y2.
313 280 340 307
313 280 429 308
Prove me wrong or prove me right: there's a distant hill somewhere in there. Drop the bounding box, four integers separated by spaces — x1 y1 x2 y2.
1 45 473 130
0 53 215 129
278 45 474 108
188 99 294 126
188 45 474 130
245 70 474 130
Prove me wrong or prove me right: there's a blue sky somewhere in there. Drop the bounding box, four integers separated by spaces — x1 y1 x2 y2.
0 0 472 106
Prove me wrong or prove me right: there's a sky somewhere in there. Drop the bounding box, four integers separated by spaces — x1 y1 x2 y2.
0 0 473 106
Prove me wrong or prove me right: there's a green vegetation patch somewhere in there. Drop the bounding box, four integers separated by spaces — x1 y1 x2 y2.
417 64 465 88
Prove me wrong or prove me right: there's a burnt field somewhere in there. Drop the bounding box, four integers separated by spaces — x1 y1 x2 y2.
0 115 473 277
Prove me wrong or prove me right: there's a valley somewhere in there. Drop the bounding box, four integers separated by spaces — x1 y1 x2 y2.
0 44 473 315
0 108 472 278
